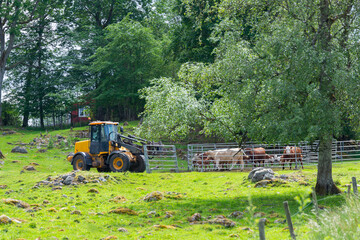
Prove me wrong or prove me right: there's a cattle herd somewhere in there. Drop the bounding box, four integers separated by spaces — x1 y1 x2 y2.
191 146 304 171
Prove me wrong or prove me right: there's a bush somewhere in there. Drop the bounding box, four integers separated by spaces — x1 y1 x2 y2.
1 101 21 126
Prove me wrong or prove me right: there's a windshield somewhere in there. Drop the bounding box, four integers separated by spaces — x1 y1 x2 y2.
104 124 118 141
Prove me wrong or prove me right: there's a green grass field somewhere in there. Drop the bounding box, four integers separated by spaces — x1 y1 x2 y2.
0 126 358 239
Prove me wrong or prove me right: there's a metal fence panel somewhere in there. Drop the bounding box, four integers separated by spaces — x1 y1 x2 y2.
143 144 179 173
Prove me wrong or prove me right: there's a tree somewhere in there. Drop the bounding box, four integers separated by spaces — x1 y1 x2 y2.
6 1 68 128
170 0 220 63
89 17 164 120
139 0 360 195
64 0 154 120
0 0 65 125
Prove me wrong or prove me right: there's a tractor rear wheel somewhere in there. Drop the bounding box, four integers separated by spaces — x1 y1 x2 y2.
73 154 90 171
130 155 146 173
109 153 130 172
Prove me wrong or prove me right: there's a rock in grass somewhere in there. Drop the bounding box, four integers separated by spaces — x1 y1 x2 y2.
0 185 7 189
23 166 36 171
88 188 99 194
71 210 81 215
77 175 85 182
147 211 159 218
143 191 163 202
228 211 244 219
109 208 138 215
252 169 275 183
188 213 201 222
253 212 266 218
11 146 28 154
248 167 265 179
3 198 30 208
47 207 57 212
117 228 128 232
153 225 176 229
98 177 106 182
207 215 236 228
63 176 74 185
101 236 117 240
109 196 127 203
165 211 173 218
0 215 12 224
0 160 4 165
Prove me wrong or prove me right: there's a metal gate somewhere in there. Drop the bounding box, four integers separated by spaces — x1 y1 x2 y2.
143 144 179 173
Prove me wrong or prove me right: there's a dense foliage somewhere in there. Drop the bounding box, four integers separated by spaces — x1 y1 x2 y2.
2 0 360 195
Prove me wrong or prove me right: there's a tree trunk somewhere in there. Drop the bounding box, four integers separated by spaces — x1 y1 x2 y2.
315 135 341 195
0 66 4 126
315 0 341 195
39 96 44 128
22 63 33 127
52 112 56 129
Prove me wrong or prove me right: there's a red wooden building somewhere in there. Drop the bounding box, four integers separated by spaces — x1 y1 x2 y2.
71 105 90 125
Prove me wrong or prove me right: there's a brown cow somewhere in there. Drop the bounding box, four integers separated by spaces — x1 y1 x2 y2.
280 146 304 170
191 153 211 171
244 148 271 167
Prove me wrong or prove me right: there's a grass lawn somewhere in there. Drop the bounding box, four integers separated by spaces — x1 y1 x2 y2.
0 126 358 239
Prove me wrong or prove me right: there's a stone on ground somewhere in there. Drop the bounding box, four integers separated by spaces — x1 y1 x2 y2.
143 191 163 202
11 146 28 154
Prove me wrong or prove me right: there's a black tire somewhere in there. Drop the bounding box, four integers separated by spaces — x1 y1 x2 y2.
97 166 110 172
109 153 130 172
130 155 146 173
72 154 90 171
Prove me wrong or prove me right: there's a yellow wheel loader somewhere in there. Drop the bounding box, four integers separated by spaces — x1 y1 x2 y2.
67 121 148 173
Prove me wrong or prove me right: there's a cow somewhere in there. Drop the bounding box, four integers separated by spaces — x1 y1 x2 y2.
196 148 246 171
280 146 304 170
191 152 211 171
244 147 270 167
264 154 280 167
213 148 245 171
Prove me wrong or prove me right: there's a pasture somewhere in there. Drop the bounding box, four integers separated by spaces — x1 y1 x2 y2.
0 126 358 239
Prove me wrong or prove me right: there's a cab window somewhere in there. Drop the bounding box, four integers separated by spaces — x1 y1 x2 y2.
91 125 100 141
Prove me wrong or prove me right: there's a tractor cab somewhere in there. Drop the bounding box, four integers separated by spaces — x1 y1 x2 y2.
89 121 118 154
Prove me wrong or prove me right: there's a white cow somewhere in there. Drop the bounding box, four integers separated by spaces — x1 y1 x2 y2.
205 148 245 171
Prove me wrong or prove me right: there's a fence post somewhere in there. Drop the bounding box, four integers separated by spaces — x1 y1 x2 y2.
311 187 319 216
201 145 204 172
173 145 179 173
143 145 151 174
347 184 351 197
295 143 298 170
352 177 358 196
283 201 296 240
187 144 191 171
259 218 266 240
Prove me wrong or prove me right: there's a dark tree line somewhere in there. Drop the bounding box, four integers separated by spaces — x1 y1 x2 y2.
2 0 216 127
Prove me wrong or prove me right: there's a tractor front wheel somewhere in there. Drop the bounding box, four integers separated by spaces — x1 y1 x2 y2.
72 155 90 171
130 155 146 173
109 153 130 172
